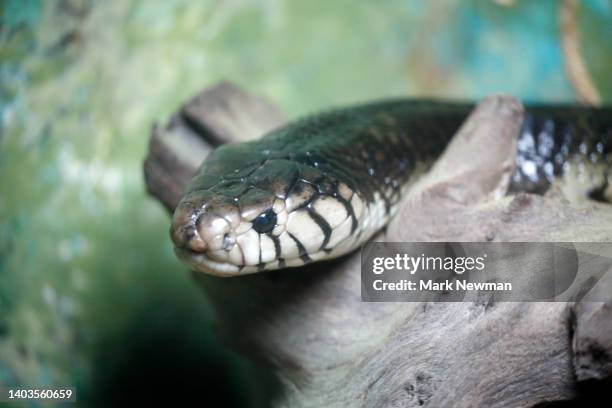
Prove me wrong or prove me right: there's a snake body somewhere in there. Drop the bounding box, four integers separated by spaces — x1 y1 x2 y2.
170 100 612 276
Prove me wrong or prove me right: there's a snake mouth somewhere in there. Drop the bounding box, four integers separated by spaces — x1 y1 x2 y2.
173 242 351 277
173 244 304 277
173 245 243 276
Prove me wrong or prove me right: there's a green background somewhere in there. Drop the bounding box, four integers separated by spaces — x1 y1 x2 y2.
1 0 611 406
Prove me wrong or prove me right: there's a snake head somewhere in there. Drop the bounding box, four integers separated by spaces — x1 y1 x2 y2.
170 142 366 276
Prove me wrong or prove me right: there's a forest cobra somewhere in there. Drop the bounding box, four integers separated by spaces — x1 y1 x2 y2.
170 100 612 276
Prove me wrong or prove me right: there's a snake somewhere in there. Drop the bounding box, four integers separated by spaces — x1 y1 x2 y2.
169 99 612 276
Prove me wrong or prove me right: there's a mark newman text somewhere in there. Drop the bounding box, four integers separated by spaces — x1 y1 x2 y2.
372 279 512 292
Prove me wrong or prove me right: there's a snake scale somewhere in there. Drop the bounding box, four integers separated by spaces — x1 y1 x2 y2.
170 99 612 276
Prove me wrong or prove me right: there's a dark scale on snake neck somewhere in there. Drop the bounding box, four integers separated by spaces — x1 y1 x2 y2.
509 106 612 195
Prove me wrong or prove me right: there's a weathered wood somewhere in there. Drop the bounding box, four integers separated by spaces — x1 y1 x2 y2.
182 81 285 146
143 82 284 211
144 115 210 212
143 83 612 407
572 300 612 382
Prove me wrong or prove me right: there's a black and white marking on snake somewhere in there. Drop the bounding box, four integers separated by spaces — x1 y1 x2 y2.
170 99 612 276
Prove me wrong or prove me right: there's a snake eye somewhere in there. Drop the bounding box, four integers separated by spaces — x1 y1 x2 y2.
252 209 277 234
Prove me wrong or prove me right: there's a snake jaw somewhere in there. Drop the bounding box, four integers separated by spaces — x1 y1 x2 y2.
173 246 241 276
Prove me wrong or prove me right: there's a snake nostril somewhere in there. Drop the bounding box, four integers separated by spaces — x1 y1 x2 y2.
171 222 207 253
171 206 208 253
184 228 207 252
222 233 235 251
